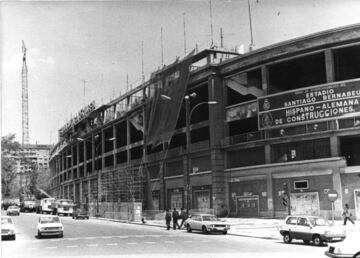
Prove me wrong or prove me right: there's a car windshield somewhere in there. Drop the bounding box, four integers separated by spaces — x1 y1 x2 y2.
2 218 12 224
40 217 60 224
202 215 220 221
308 217 328 226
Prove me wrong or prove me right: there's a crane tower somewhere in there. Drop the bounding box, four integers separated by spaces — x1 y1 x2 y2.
22 40 29 146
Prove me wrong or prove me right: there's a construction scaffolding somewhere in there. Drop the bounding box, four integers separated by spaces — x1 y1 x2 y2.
99 165 144 204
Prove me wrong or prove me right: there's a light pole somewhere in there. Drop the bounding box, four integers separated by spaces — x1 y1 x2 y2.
160 94 217 215
185 99 217 216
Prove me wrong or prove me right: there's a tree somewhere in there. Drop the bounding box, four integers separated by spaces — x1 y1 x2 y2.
1 134 21 197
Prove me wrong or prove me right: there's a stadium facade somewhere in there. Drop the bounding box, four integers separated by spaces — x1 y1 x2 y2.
49 24 360 219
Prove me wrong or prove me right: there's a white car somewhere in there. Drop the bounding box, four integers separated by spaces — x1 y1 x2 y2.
1 216 16 240
279 215 346 246
325 231 360 258
37 215 64 238
7 205 20 216
185 214 230 234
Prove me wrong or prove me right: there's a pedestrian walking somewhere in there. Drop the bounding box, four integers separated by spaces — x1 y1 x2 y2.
165 209 172 230
342 203 355 225
178 207 188 229
172 208 180 230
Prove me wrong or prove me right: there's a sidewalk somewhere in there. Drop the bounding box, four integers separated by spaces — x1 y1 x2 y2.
96 216 360 240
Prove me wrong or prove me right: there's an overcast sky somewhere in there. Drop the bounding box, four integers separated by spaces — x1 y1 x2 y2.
1 0 360 145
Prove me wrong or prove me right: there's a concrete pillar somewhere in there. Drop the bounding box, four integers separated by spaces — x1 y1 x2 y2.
261 66 268 92
208 73 227 216
264 144 271 164
325 49 335 83
266 173 274 217
330 134 339 157
332 167 343 219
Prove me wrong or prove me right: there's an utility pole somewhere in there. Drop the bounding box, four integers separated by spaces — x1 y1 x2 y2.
21 40 29 147
209 0 214 46
161 27 164 67
141 41 145 83
247 0 256 51
183 12 187 55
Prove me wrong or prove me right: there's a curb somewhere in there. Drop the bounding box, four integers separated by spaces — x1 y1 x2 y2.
90 216 280 240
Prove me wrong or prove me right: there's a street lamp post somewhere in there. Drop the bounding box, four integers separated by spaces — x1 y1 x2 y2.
185 98 217 216
160 93 217 216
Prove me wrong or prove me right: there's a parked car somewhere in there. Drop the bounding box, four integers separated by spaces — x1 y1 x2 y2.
72 205 89 220
325 231 360 258
37 215 64 238
279 215 346 246
185 214 230 234
6 205 20 216
1 216 16 240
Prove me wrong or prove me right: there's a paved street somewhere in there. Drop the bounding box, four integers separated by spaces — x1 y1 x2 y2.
1 213 331 258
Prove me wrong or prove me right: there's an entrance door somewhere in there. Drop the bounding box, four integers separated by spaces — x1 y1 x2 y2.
354 190 360 220
170 192 182 209
290 192 320 215
194 190 211 210
236 196 259 217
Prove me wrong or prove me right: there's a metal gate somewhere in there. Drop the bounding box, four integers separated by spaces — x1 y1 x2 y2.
236 196 259 217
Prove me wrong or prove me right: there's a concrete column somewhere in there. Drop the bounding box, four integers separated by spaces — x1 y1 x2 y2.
330 134 339 157
208 73 226 216
113 124 117 167
261 66 268 92
159 163 166 210
332 167 343 219
266 173 274 217
325 49 335 83
264 144 271 164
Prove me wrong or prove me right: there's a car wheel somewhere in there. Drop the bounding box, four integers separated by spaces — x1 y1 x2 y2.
202 226 208 234
303 240 310 244
222 230 228 235
312 235 323 246
352 252 360 258
37 231 42 239
59 233 63 238
186 225 192 233
12 235 16 241
283 233 292 243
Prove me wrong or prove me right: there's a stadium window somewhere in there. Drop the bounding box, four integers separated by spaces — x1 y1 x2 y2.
333 45 360 81
268 53 326 94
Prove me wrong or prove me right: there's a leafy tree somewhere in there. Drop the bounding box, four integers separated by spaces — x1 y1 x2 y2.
1 134 21 197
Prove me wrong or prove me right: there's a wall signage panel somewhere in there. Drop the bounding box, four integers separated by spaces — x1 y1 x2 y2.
258 80 360 129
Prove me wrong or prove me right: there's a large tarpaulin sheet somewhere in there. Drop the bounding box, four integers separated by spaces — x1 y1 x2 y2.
147 51 194 147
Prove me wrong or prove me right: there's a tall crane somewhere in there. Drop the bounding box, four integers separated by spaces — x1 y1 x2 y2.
22 40 29 146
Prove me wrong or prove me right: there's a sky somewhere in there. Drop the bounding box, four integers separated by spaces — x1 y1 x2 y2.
1 0 360 145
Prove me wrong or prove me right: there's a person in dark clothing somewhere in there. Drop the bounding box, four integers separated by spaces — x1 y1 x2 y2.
343 203 355 225
172 208 180 230
178 207 188 229
165 209 172 230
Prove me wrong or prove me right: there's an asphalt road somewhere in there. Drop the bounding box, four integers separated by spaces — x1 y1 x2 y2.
1 212 329 258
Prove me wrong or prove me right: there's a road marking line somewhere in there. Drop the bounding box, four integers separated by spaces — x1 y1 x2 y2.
50 239 61 242
66 245 78 248
116 236 128 238
67 238 79 241
144 242 156 244
183 241 193 243
87 244 98 247
164 241 175 244
102 236 112 239
127 242 138 245
106 243 118 246
201 240 211 242
85 237 97 239
46 246 57 249
135 235 145 238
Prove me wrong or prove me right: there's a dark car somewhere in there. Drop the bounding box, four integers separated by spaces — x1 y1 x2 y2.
72 205 89 220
